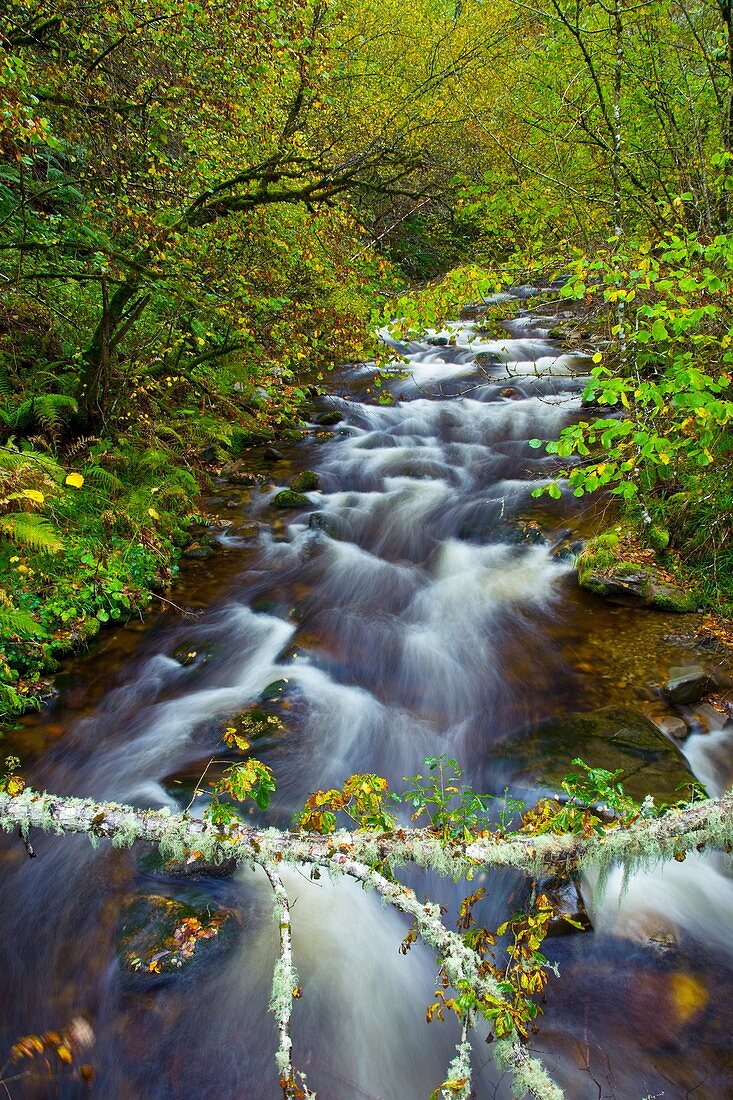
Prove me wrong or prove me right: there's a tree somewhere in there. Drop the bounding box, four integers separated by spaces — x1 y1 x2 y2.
0 0 492 430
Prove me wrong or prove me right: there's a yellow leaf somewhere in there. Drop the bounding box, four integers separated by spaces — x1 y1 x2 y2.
592 352 603 364
148 508 159 520
65 473 84 489
56 1044 73 1064
22 489 45 504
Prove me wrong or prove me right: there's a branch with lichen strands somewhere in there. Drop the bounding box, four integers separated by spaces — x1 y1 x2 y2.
2 787 733 1100
262 864 314 1100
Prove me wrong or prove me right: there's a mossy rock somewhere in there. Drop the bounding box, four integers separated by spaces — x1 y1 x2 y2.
577 531 697 612
290 470 320 492
496 705 696 804
117 895 238 981
314 409 344 426
219 706 285 741
273 489 312 508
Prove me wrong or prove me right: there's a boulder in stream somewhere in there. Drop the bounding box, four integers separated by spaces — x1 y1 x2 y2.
290 469 320 492
117 895 238 982
663 665 716 705
314 409 344 426
577 531 698 612
273 489 312 508
497 705 696 804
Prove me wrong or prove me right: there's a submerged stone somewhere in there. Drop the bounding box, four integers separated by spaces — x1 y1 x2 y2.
117 895 237 981
538 874 591 937
498 705 696 804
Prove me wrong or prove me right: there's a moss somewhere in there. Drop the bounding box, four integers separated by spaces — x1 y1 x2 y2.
650 585 698 613
290 470 319 492
648 524 670 551
272 490 312 509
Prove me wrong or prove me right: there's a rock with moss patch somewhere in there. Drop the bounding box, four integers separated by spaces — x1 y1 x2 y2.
273 489 312 508
117 895 237 981
577 533 697 612
290 470 320 492
496 705 696 804
314 409 344 426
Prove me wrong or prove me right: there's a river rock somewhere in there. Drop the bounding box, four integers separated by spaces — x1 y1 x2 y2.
181 541 216 561
497 705 696 804
273 489 311 508
314 409 344 426
663 665 716 705
117 895 237 981
474 351 502 369
290 470 320 492
580 567 697 612
220 463 259 486
539 874 591 937
652 714 689 741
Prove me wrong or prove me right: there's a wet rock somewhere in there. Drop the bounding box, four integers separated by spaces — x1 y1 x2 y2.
181 541 216 561
263 447 284 462
499 386 522 399
580 567 697 612
539 874 591 937
273 489 311 508
427 336 449 346
260 678 291 701
218 706 284 742
140 849 238 879
652 714 689 741
474 351 502 369
458 303 486 320
663 666 715 705
290 470 320 492
219 464 259 486
309 512 333 534
199 444 221 464
117 895 237 981
498 705 696 803
171 641 219 667
314 409 344 426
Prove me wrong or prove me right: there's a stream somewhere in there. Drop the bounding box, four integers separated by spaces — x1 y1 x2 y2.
1 290 732 1099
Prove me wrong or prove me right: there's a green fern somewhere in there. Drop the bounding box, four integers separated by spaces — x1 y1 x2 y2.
9 394 78 444
0 605 44 638
83 464 123 493
0 513 63 553
0 443 65 483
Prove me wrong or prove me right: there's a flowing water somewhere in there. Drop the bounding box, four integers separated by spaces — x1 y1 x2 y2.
1 293 733 1099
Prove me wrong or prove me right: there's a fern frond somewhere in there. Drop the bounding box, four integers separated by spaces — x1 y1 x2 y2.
83 464 123 492
0 444 65 485
65 435 99 462
0 513 63 553
0 604 44 637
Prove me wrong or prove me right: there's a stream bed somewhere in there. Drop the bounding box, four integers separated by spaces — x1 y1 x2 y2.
1 291 732 1099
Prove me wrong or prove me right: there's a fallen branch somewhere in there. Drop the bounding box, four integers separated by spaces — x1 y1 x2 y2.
2 787 732 1100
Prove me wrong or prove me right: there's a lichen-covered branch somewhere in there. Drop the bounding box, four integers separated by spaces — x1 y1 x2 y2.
327 852 562 1100
2 787 732 1100
262 864 314 1100
1 788 731 880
